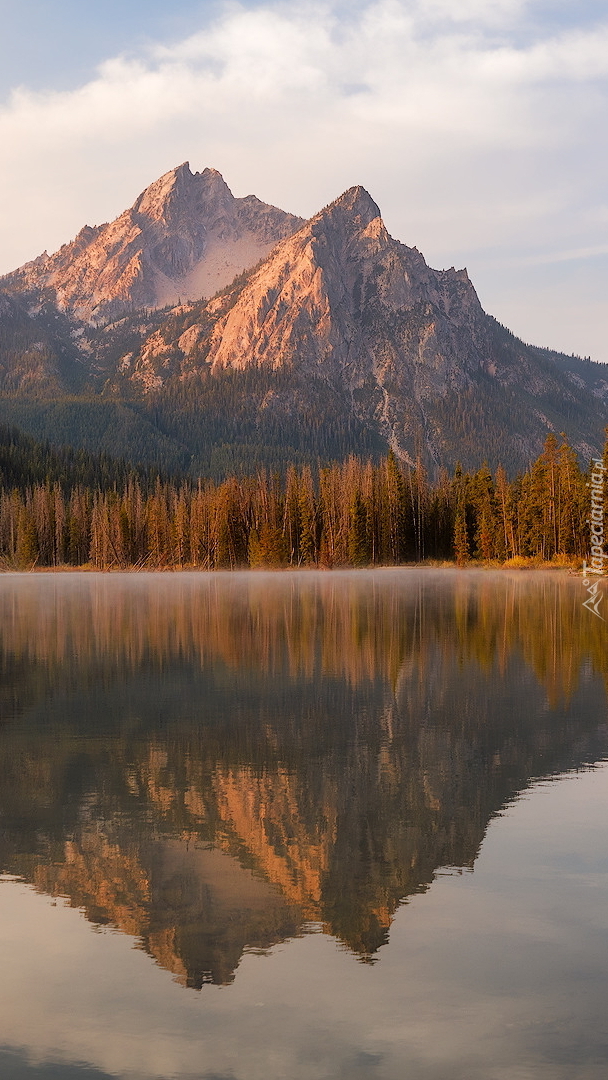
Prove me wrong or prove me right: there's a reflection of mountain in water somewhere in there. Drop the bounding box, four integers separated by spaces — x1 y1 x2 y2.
0 571 607 987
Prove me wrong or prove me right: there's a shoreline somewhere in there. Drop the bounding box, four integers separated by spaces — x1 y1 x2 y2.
0 559 584 575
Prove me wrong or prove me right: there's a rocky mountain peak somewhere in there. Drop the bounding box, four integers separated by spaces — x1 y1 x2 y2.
313 185 381 233
132 161 194 221
2 166 303 319
133 163 235 227
190 180 543 467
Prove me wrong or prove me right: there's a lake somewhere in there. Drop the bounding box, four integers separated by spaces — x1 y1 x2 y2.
0 569 607 1080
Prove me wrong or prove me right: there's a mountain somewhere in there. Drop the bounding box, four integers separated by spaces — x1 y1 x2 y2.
2 163 303 320
96 184 608 472
1 167 607 476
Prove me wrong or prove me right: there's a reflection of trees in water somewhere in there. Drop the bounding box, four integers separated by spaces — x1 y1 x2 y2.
0 571 604 703
0 572 606 987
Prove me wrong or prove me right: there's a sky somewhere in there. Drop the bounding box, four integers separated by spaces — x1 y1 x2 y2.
0 0 607 360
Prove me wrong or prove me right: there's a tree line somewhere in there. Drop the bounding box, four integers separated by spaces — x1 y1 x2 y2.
0 433 602 570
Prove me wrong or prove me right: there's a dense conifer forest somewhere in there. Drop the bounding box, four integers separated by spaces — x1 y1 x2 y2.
0 424 163 492
0 424 601 569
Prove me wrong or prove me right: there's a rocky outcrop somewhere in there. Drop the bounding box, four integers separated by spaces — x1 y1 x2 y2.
2 164 303 320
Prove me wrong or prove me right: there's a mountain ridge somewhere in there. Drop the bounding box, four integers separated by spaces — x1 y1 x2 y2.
0 164 606 476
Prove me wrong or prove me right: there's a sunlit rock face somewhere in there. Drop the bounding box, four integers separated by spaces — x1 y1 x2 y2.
200 185 494 462
3 164 303 320
205 185 486 376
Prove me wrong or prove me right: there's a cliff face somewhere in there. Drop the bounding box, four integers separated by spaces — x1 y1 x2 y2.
2 164 303 320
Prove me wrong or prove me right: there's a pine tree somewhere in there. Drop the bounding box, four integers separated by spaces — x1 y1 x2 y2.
470 465 498 560
452 464 470 565
298 466 318 565
453 501 469 566
16 503 39 568
283 465 301 565
348 490 370 566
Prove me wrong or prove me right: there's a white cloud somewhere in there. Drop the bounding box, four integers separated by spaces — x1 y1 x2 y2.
0 0 607 357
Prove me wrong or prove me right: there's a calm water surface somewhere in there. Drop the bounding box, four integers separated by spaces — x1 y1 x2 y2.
0 570 607 1080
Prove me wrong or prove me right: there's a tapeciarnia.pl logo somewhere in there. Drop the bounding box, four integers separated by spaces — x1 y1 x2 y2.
582 457 606 619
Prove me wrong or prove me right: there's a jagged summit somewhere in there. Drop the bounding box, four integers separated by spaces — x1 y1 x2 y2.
198 179 485 403
313 185 382 228
2 165 304 320
133 163 234 225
